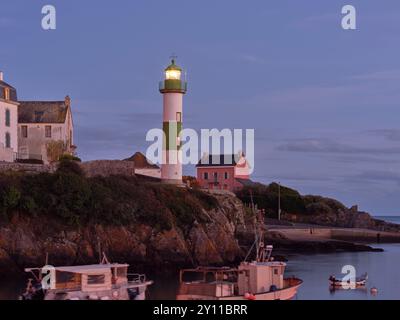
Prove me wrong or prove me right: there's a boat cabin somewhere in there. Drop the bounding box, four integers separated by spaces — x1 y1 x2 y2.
178 261 287 299
237 261 286 295
26 263 131 292
179 267 240 298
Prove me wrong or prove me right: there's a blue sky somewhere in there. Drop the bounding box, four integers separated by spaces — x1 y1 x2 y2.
1 1 400 215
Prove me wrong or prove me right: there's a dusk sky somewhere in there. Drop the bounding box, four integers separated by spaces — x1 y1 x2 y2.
1 1 400 215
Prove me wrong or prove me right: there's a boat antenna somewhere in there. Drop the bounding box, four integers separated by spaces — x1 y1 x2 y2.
45 252 49 265
101 252 110 265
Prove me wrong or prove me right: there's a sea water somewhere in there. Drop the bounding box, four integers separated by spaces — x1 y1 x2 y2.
1 239 400 299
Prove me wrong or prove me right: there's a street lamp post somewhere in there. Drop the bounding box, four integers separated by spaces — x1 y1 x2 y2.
278 182 281 221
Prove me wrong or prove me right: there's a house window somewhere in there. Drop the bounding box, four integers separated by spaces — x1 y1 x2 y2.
213 172 218 181
5 109 10 127
22 125 28 138
35 111 44 122
176 112 182 122
45 125 52 138
4 88 10 100
224 172 229 179
5 132 11 148
203 172 209 180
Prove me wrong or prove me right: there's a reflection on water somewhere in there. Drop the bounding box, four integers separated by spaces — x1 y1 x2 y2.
1 244 400 300
0 278 25 300
285 243 400 300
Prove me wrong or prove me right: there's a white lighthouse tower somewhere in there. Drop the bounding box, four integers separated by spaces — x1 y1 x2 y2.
159 59 187 185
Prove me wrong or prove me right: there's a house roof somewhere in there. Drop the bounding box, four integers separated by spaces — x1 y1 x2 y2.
0 80 18 102
124 152 160 169
18 101 69 123
0 80 16 90
196 154 240 167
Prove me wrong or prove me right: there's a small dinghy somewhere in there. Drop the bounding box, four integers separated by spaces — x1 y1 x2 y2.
329 273 368 288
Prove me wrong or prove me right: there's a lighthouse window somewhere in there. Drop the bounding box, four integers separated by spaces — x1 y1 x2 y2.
204 172 209 180
224 172 229 179
176 112 182 122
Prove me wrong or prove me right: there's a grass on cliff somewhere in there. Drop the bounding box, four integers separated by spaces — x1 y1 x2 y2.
235 183 347 218
0 160 219 231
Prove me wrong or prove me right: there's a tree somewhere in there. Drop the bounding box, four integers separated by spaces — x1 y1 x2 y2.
46 140 67 163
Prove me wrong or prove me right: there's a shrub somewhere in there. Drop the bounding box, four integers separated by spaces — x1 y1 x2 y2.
2 186 21 209
0 170 222 232
57 159 84 176
236 183 306 218
59 154 82 162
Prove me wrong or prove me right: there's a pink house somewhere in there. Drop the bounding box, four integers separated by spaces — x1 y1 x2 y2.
196 154 253 192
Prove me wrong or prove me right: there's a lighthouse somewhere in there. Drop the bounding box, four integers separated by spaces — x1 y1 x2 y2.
159 59 187 185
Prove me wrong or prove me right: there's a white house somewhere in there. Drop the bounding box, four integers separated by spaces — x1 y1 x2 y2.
18 96 75 163
0 72 19 162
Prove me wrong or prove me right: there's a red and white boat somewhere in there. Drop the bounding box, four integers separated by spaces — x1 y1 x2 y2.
177 250 303 300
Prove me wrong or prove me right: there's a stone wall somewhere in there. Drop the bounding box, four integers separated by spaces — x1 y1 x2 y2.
0 160 136 178
79 160 135 178
0 162 56 174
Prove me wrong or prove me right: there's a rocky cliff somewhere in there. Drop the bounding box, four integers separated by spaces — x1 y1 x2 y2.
0 163 398 279
0 192 248 278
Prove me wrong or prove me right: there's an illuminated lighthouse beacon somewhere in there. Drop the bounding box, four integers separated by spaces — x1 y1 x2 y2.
159 58 187 185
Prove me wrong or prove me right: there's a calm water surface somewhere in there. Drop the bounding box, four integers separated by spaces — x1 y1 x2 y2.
1 243 400 300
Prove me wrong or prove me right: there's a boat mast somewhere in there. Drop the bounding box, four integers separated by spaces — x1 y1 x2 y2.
248 190 268 263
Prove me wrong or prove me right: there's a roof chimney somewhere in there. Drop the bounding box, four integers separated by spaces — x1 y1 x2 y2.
65 95 71 107
0 71 3 81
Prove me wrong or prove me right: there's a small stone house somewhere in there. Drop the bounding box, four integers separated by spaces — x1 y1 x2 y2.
0 71 76 164
18 96 75 164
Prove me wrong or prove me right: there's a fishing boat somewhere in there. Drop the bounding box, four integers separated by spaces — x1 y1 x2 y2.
329 273 368 289
177 245 302 300
177 194 303 300
20 255 153 300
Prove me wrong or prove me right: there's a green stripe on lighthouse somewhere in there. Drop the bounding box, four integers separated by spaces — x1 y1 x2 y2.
163 122 183 150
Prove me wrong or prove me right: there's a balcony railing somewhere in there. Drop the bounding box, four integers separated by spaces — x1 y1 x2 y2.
159 80 187 93
127 273 147 284
15 153 43 164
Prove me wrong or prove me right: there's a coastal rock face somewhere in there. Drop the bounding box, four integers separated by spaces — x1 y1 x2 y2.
0 194 246 277
283 209 400 233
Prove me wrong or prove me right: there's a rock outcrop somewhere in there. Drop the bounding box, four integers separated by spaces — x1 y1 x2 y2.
0 194 247 278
